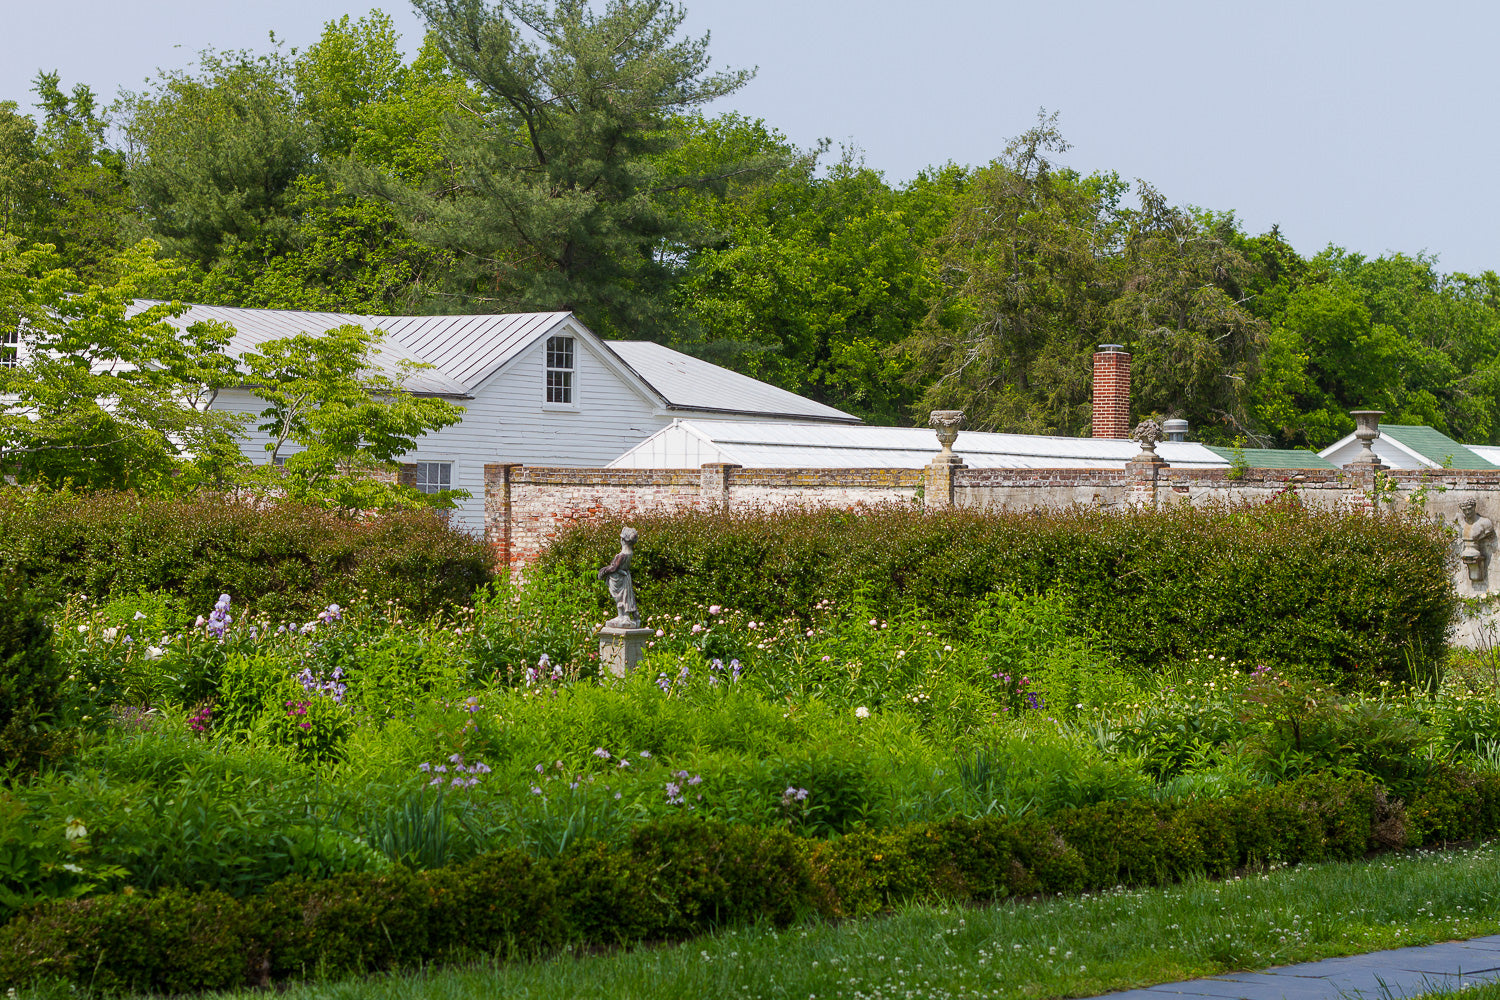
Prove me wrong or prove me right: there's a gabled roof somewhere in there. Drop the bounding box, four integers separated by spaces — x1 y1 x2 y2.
1202 446 1337 470
1317 423 1495 470
603 342 860 424
134 304 861 421
132 302 473 398
379 311 574 390
1380 424 1495 470
608 419 1232 469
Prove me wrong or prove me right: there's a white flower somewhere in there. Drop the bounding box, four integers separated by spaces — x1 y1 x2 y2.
77 624 88 633
102 627 118 642
708 605 721 615
655 629 665 637
64 817 88 841
62 863 83 874
855 706 870 719
145 646 164 660
132 611 147 620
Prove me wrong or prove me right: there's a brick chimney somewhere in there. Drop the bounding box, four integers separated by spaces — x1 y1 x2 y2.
1092 344 1131 439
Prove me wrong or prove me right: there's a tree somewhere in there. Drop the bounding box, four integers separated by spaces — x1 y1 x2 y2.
29 73 132 276
238 324 466 510
905 114 1125 434
118 47 312 272
1104 193 1267 443
392 0 761 337
673 134 963 424
0 238 243 489
0 102 47 239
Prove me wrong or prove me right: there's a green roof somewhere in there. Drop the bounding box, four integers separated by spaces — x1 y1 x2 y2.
1204 446 1338 470
1379 425 1496 470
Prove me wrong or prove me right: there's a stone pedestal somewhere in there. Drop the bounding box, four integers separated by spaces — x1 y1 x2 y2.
598 626 654 677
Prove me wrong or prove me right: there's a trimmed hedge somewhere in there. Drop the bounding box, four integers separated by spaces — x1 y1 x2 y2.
540 502 1457 686
0 491 494 622
4 773 1471 996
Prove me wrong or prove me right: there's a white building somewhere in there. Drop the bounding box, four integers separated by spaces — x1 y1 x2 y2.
156 304 858 533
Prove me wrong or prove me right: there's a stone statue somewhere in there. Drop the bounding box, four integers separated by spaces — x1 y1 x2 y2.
1460 498 1495 585
597 526 640 627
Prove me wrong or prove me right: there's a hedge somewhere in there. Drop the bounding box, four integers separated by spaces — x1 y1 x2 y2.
8 773 1482 996
0 491 494 622
540 502 1457 687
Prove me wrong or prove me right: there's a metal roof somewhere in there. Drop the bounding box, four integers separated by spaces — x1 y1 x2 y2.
131 302 473 398
1202 446 1338 469
608 419 1232 469
603 342 860 423
132 304 858 420
379 311 573 390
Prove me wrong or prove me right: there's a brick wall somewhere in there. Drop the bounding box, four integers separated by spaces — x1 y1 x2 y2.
482 459 1500 645
484 463 919 576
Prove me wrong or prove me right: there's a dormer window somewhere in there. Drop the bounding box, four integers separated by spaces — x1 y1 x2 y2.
546 335 574 404
1 328 17 368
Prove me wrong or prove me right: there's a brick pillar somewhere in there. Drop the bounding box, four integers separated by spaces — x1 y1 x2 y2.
1092 345 1132 439
484 463 522 576
924 458 963 510
699 463 740 509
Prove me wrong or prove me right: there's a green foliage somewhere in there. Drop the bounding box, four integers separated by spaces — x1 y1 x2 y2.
0 581 70 773
0 491 493 622
0 237 244 488
398 0 764 339
236 323 466 511
0 773 1414 995
541 502 1456 689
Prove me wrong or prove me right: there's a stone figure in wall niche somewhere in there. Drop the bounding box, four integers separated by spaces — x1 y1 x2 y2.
597 526 640 627
1460 498 1496 585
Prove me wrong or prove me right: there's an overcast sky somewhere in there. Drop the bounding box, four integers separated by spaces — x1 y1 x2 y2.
5 0 1497 275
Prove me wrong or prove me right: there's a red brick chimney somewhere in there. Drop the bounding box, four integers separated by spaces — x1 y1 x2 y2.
1092 344 1131 439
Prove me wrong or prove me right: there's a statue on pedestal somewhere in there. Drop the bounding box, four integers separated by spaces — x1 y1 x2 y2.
597 526 640 628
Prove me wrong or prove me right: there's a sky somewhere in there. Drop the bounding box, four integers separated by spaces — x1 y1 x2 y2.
5 0 1498 275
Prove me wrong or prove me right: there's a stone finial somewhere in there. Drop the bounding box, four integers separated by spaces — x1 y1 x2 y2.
1348 410 1385 469
1130 418 1165 462
929 410 964 464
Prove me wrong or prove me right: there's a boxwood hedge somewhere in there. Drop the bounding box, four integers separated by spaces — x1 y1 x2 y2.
0 773 1447 996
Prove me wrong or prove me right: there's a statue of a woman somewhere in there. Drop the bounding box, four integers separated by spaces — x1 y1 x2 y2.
597 526 640 627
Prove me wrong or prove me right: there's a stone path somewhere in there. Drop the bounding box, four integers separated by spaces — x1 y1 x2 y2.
1104 935 1500 1000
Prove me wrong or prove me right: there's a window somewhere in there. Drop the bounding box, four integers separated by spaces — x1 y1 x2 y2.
546 335 574 404
1 328 17 368
413 461 452 494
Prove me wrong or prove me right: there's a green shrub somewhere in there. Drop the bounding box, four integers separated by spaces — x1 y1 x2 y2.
0 775 1436 995
0 580 72 774
0 491 493 622
540 503 1455 688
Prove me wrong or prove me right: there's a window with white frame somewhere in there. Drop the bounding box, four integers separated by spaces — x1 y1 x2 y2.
413 461 452 494
1 328 17 368
545 335 574 404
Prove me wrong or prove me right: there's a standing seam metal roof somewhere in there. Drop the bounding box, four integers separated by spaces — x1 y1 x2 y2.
132 303 859 422
603 342 860 423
